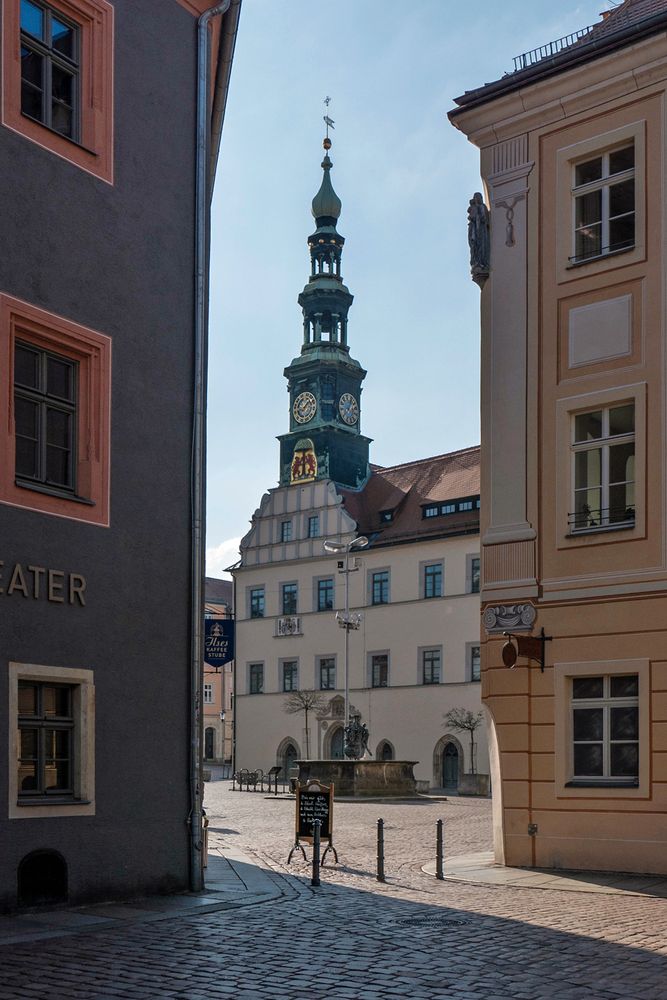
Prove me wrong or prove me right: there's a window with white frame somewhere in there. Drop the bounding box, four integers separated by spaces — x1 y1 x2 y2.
570 674 638 785
422 648 441 685
423 563 442 599
371 653 388 688
571 403 634 531
469 645 481 682
281 582 298 616
282 661 298 692
249 586 265 619
319 657 336 690
203 683 213 704
307 515 319 538
248 663 263 695
572 144 634 263
316 577 334 612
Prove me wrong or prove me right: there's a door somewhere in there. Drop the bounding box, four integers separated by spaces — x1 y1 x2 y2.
330 727 344 759
204 727 215 760
442 743 459 789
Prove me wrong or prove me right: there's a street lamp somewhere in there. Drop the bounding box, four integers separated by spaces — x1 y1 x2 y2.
323 535 369 733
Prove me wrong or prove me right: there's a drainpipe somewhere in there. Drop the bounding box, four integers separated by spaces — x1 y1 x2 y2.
189 0 232 894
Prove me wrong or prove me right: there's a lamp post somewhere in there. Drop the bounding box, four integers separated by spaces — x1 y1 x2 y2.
323 535 369 732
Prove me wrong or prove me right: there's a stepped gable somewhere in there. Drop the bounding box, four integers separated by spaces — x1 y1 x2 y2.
340 445 480 546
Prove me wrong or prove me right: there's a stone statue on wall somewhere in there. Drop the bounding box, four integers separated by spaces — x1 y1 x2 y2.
344 713 370 760
467 192 490 288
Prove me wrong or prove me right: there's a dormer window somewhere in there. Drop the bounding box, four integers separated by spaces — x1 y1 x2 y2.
380 510 393 523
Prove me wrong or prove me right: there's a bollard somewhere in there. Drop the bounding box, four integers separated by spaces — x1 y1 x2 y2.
377 818 385 882
436 818 444 880
311 819 321 887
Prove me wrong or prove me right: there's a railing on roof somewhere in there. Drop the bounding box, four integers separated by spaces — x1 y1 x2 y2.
512 25 595 72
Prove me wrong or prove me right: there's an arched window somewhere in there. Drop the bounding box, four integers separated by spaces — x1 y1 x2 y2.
377 740 394 761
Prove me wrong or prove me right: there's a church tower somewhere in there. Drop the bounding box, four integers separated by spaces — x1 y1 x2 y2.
278 131 371 489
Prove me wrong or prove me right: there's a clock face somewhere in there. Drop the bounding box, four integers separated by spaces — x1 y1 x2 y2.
293 391 317 424
339 392 359 425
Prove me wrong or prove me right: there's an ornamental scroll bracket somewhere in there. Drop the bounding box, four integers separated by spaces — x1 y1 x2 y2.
483 602 536 633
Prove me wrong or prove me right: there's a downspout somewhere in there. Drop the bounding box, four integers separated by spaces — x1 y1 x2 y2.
190 0 232 894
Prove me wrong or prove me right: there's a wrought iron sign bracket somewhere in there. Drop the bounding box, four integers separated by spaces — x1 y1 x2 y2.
502 627 552 672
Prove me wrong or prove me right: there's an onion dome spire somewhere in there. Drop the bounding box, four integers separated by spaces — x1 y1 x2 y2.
311 113 342 225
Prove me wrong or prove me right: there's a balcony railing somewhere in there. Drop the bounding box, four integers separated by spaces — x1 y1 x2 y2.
512 25 595 73
568 505 635 533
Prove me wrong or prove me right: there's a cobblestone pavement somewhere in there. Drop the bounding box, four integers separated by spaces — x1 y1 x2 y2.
2 782 667 999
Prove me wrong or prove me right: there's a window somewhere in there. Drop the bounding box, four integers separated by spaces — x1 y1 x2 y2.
281 582 298 616
380 510 393 522
249 664 263 695
0 295 111 525
459 500 473 511
423 504 439 518
423 563 442 599
469 556 480 594
570 403 634 531
371 570 389 605
203 683 213 704
19 681 74 798
572 144 634 263
280 520 292 542
422 649 441 685
470 645 481 682
317 577 334 612
570 674 638 785
2 0 114 183
319 657 336 690
307 515 319 538
249 587 264 619
441 503 456 514
10 661 95 819
20 0 79 140
14 342 77 496
282 661 298 692
371 654 388 688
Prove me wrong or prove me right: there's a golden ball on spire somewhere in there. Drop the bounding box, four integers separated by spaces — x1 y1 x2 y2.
323 136 332 150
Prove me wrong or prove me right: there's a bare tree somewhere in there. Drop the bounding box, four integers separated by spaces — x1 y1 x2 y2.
283 689 327 759
444 708 484 775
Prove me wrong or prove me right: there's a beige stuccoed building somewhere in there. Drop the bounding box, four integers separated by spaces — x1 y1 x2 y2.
232 450 487 792
450 0 667 872
231 133 487 792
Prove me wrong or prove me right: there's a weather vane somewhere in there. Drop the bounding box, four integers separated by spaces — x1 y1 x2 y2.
323 96 335 149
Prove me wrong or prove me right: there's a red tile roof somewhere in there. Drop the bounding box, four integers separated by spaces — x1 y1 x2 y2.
591 0 667 37
340 445 480 547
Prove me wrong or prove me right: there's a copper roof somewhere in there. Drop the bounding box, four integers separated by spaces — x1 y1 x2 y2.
340 445 480 547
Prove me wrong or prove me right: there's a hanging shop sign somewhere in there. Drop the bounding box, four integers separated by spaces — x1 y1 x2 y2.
204 618 235 668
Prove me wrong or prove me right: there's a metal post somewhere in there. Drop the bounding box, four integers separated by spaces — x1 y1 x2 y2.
377 818 385 882
436 819 444 880
343 548 350 732
312 819 321 887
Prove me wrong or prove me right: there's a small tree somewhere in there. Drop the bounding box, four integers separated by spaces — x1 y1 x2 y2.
444 708 484 775
283 689 327 759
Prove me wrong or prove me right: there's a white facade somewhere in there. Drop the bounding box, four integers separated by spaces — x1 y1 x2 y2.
233 476 487 790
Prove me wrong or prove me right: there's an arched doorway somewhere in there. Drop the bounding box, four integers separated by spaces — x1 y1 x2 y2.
442 743 460 790
376 740 394 761
204 727 215 760
328 725 344 759
283 741 299 774
18 850 67 908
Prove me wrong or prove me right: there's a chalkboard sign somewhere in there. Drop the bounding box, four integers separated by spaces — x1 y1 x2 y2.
288 780 338 864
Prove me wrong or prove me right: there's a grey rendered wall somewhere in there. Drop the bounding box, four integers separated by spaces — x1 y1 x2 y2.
0 0 201 908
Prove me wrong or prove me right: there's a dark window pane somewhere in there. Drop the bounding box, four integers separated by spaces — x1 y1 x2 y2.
21 79 43 122
609 145 634 174
51 101 73 138
611 706 638 741
575 190 601 228
47 356 74 400
21 0 44 39
19 763 38 792
575 156 602 186
610 675 639 698
572 677 604 699
609 404 634 437
610 743 639 777
46 407 70 449
609 178 634 218
43 686 70 718
18 683 37 715
46 444 71 487
575 449 601 492
15 344 39 388
51 64 73 106
20 45 43 87
20 728 38 758
16 436 39 479
609 214 635 251
52 18 75 59
575 223 602 260
609 484 634 524
609 442 634 486
574 411 602 442
573 707 603 741
44 759 70 791
574 742 603 776
15 396 38 438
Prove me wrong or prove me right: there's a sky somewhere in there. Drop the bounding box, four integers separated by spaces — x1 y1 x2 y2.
206 0 613 578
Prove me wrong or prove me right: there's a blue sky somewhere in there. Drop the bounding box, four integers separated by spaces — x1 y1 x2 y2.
206 0 611 576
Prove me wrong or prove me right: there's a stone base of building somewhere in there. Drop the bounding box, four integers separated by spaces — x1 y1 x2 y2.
458 773 490 796
297 759 418 797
